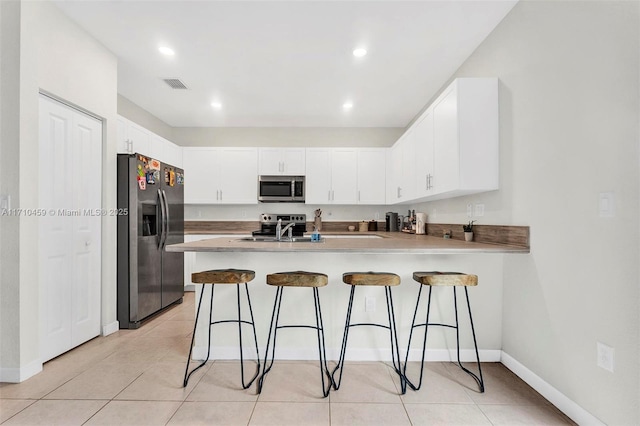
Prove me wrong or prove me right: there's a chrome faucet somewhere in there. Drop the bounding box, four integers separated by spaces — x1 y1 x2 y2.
276 218 295 241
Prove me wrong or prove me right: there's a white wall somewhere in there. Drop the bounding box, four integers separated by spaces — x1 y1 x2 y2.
411 2 639 424
118 94 174 142
0 0 118 380
172 126 402 148
0 0 22 373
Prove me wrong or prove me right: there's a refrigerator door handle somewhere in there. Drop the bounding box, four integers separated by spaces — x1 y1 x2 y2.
158 189 167 249
161 189 170 249
156 189 163 249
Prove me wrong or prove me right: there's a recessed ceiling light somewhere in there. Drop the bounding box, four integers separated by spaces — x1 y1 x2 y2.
343 102 353 110
158 46 175 56
211 102 222 109
353 48 367 58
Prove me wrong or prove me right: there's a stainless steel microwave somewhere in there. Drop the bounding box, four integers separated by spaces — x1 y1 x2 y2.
258 175 305 203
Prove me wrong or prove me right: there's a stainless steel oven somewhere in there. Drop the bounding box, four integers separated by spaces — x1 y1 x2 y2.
258 175 305 203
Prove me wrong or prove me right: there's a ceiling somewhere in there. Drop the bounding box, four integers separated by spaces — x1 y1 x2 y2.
52 1 517 128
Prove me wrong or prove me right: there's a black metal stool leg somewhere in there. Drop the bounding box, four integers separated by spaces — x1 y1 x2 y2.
385 287 406 394
257 286 284 394
403 285 433 391
453 287 484 392
236 283 261 389
331 285 356 390
183 284 215 387
313 287 331 397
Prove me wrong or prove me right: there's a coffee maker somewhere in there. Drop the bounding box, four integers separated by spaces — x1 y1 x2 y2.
385 212 399 232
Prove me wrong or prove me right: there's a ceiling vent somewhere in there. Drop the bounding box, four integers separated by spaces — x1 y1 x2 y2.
163 78 188 90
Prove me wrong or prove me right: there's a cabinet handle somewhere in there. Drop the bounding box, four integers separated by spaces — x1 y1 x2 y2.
328 190 331 201
358 190 361 202
426 175 429 190
332 190 335 201
397 187 402 198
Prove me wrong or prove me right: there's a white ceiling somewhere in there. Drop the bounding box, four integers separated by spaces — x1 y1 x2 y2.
52 1 517 128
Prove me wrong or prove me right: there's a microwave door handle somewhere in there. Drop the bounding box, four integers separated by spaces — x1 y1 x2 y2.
291 179 295 201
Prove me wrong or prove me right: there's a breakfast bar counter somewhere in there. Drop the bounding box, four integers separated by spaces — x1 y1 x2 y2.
165 232 529 254
167 231 528 365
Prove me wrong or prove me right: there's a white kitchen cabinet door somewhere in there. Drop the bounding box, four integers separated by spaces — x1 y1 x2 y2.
258 148 283 175
433 84 460 195
148 134 166 163
164 141 183 168
431 78 499 200
386 140 403 204
357 148 386 204
217 148 258 204
387 132 416 204
183 148 219 203
330 149 358 204
39 95 102 362
413 109 435 198
305 148 332 203
282 148 306 175
258 148 305 175
127 121 151 155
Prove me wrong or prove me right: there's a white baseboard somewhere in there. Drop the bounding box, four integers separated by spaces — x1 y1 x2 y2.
185 284 196 292
501 351 604 426
102 321 119 336
0 359 43 383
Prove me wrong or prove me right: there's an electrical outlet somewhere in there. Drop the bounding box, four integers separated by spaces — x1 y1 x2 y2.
474 203 485 217
365 296 376 312
597 342 615 372
467 204 473 218
241 210 247 218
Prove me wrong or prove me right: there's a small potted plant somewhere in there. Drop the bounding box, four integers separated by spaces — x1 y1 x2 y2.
463 220 475 242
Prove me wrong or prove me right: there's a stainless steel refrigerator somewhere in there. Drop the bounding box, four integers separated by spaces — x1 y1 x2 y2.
117 153 184 329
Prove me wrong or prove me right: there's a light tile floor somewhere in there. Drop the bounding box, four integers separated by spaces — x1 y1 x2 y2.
0 292 575 425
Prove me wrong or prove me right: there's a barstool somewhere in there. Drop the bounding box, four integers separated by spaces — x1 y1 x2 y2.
183 269 260 389
404 271 484 392
257 271 331 398
332 272 406 394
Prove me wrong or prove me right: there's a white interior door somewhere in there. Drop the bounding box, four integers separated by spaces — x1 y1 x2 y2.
39 95 102 362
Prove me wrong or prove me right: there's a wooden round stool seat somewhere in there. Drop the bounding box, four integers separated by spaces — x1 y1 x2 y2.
266 271 328 287
412 271 477 287
342 272 400 287
192 269 255 284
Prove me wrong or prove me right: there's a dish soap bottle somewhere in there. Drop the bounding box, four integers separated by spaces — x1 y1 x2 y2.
311 226 321 242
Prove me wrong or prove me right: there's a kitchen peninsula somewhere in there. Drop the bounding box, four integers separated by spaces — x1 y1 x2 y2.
167 232 528 364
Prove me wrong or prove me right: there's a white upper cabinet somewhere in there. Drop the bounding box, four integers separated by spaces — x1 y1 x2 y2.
386 131 416 204
117 115 183 167
306 148 383 205
305 148 357 204
413 109 435 199
357 148 386 204
183 147 258 204
117 116 150 156
258 148 305 175
430 78 499 200
390 77 499 204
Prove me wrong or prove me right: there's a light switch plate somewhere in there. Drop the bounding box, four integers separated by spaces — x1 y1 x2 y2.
599 192 615 217
0 194 10 210
597 342 615 372
474 203 484 217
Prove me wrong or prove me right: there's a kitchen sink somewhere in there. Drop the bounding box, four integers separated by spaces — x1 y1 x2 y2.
237 236 323 243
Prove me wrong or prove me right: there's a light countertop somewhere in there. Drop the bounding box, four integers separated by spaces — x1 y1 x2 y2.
167 232 529 254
